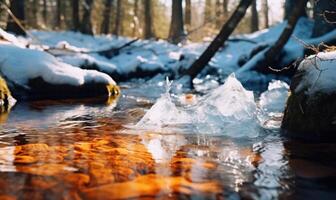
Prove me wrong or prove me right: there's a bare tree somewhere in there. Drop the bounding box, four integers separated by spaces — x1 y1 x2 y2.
168 0 185 44
55 0 61 29
223 0 229 19
113 0 122 36
204 0 213 23
250 0 259 32
6 0 25 35
132 0 139 37
31 0 39 28
311 0 336 37
185 0 253 79
215 0 222 28
43 0 48 26
262 0 269 28
284 0 306 20
101 0 113 34
72 0 80 31
185 0 191 30
80 0 94 35
143 0 154 39
257 0 309 72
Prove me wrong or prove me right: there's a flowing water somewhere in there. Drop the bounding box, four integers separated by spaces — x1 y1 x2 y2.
0 78 336 200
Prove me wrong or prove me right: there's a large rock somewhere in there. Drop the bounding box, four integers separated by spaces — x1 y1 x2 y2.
282 51 336 138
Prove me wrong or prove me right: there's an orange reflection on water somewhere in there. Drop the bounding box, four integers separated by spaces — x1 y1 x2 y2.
0 131 223 199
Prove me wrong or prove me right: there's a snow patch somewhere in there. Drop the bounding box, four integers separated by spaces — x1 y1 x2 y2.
0 44 115 88
295 51 336 96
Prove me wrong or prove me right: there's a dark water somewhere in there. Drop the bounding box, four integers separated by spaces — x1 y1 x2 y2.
0 84 335 200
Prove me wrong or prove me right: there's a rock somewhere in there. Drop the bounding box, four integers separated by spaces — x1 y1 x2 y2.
282 51 336 138
0 76 15 111
16 75 120 100
0 44 120 100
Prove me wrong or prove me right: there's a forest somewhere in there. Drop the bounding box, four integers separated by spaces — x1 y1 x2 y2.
0 0 336 199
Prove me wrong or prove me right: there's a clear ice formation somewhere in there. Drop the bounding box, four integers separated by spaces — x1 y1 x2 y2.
136 74 289 137
136 77 191 129
258 80 289 129
259 80 289 114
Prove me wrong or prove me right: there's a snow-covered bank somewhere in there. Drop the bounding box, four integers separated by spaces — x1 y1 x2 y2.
1 17 334 89
0 43 119 100
22 17 323 85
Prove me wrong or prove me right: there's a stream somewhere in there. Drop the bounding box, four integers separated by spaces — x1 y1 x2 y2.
0 76 336 200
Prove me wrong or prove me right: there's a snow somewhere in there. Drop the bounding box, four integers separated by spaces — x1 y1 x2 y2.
0 29 27 48
0 44 115 88
8 17 325 87
295 51 336 96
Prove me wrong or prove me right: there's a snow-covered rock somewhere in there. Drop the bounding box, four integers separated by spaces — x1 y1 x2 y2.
0 44 119 100
282 51 336 137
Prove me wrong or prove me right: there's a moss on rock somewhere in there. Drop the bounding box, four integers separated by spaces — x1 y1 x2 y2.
0 76 12 109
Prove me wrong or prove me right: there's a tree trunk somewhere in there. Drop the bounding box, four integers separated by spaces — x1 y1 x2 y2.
215 0 222 28
31 0 39 28
168 0 185 44
261 0 308 71
311 0 336 37
113 0 122 36
185 0 253 79
284 0 307 20
250 0 259 32
223 0 229 19
262 0 269 28
204 0 213 23
56 0 61 29
72 0 80 31
132 0 139 37
143 0 154 39
6 0 25 35
101 0 113 34
80 0 94 35
43 0 48 26
185 0 191 29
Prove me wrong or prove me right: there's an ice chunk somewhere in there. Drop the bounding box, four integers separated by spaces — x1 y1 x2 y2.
204 74 257 119
258 80 289 129
136 74 261 138
135 78 190 129
194 74 260 137
259 80 289 113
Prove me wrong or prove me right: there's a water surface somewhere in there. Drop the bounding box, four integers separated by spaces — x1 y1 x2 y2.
0 83 335 200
